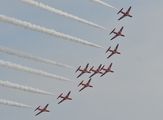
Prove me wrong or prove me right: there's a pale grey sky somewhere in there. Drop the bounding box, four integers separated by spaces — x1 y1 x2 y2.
0 0 163 120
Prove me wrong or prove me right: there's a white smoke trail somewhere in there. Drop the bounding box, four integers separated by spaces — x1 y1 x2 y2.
0 99 33 108
0 59 75 82
20 0 108 31
0 80 55 96
91 0 117 10
0 15 104 49
0 45 73 69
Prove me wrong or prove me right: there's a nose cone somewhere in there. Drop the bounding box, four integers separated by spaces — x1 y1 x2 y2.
121 34 125 37
90 85 93 87
99 71 103 74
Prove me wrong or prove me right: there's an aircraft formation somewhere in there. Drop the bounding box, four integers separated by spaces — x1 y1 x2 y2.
34 6 132 116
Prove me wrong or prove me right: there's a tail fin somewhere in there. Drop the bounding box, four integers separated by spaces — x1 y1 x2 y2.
57 93 63 99
75 66 81 73
106 46 111 53
34 106 40 111
110 28 115 35
78 80 83 86
117 8 123 14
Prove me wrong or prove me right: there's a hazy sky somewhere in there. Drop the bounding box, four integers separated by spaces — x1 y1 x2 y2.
0 0 163 120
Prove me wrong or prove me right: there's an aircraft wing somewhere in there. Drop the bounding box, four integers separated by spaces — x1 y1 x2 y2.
119 27 124 33
107 53 114 59
108 63 113 69
58 98 65 104
111 34 118 40
35 111 43 116
89 72 97 78
84 63 89 70
77 72 84 78
66 91 71 97
43 104 49 110
79 86 87 92
100 71 107 77
126 6 131 14
87 78 92 84
97 64 102 70
114 44 119 51
118 15 125 21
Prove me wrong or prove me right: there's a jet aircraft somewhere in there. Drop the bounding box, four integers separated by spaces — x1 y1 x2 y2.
110 26 125 40
89 64 103 78
106 44 120 59
100 63 114 77
34 104 50 116
78 78 93 92
117 6 132 20
57 91 72 104
76 63 91 78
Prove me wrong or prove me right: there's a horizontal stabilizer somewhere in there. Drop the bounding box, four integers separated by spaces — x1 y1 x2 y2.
106 46 111 53
75 66 81 72
117 8 123 14
57 93 63 99
110 28 115 35
78 80 83 86
34 106 40 111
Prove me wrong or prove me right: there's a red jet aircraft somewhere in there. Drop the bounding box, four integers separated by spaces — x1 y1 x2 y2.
106 44 120 59
78 78 93 92
76 63 91 78
57 91 72 104
100 63 114 77
117 6 132 21
34 104 50 116
110 26 125 40
89 64 103 78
